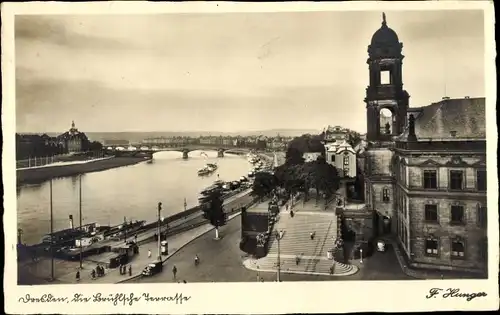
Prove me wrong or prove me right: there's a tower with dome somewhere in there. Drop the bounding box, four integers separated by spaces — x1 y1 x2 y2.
56 120 89 153
352 13 487 275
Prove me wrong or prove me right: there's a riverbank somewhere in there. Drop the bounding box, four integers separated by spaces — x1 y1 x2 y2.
17 156 151 186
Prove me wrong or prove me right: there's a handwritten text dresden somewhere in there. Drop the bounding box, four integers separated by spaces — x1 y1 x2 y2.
18 293 191 306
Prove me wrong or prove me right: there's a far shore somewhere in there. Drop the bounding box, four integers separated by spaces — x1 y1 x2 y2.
17 156 151 186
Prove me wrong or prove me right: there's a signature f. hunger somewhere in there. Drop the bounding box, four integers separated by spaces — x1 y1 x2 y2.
426 288 487 301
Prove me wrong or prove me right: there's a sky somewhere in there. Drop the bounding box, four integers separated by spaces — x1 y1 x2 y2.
15 10 485 133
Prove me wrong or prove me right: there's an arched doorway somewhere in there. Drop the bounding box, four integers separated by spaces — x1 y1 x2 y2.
379 108 393 135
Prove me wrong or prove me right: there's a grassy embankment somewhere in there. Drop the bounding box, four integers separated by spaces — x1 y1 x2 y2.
17 156 151 186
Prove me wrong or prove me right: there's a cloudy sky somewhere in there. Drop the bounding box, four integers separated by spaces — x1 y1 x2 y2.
15 10 485 133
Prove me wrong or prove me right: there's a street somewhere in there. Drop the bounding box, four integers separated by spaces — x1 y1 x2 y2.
134 213 413 283
134 215 334 283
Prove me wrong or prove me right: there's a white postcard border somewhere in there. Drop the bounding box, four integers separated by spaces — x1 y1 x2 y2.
2 1 498 314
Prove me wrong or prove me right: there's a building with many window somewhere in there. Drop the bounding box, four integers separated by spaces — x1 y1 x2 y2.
57 121 88 153
322 126 357 178
348 13 487 275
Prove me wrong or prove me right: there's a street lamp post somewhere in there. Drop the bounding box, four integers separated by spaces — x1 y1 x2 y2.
157 202 162 260
275 231 282 282
50 179 55 281
79 175 83 269
123 216 128 243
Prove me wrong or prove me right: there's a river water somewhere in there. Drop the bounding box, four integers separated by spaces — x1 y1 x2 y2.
17 150 252 245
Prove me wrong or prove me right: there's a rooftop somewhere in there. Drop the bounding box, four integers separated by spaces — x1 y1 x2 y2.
397 97 486 141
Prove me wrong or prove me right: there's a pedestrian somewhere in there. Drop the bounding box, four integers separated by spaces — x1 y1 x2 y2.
91 269 96 280
119 264 123 275
295 256 300 266
128 265 132 276
148 249 152 258
290 210 294 218
172 265 177 279
76 270 80 282
310 232 315 240
330 265 335 275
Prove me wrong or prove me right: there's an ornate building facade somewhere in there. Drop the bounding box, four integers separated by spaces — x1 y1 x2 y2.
323 126 357 178
57 121 88 153
356 14 487 274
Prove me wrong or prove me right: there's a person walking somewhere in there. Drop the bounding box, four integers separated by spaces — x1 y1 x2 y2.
128 265 132 276
91 269 96 280
148 249 152 259
172 265 177 280
76 270 81 282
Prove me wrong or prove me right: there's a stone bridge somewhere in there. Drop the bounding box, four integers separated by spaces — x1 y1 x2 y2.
104 144 251 159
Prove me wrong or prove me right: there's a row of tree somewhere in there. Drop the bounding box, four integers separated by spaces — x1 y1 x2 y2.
252 155 340 205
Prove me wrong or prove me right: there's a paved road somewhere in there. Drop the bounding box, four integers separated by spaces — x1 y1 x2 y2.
134 215 334 283
134 210 413 283
350 246 414 280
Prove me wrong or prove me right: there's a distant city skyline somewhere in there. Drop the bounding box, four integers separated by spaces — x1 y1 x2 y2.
16 10 485 133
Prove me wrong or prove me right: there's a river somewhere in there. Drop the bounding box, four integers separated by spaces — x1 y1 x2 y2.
17 150 251 245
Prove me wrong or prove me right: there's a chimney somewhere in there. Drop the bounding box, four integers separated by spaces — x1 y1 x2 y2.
450 131 457 137
69 215 74 229
408 114 417 141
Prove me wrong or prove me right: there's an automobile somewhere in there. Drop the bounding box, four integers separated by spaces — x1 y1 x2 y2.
377 240 386 252
142 260 163 277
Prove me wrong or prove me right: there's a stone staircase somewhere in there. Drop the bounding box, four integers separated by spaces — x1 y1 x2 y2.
244 256 356 276
242 211 358 276
269 212 336 257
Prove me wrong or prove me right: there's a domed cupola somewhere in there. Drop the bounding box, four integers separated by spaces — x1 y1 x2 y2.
368 13 403 60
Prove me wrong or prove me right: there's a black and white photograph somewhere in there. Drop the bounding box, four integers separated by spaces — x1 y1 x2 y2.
2 1 498 314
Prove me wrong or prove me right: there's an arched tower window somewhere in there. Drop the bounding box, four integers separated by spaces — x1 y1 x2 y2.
379 108 393 135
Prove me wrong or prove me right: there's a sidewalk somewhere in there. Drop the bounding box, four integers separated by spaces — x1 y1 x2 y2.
30 211 242 284
383 236 485 279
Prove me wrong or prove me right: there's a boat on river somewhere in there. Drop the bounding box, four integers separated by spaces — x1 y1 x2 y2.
197 163 218 176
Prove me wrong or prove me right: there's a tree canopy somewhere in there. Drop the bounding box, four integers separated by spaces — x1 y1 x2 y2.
251 171 279 200
268 156 340 203
201 189 227 228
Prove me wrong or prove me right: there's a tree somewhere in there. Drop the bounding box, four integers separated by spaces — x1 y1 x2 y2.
287 134 325 157
251 172 279 201
285 147 305 165
201 189 227 240
314 159 341 207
